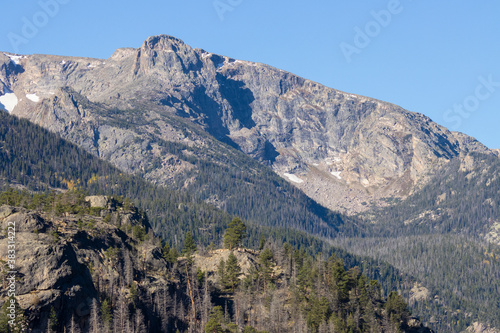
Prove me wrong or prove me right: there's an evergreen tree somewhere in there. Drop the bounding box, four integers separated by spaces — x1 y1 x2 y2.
162 242 171 260
168 247 179 264
49 306 59 332
101 299 112 332
306 296 330 333
183 231 197 266
258 248 274 289
204 306 225 333
218 258 228 289
223 218 247 250
258 235 266 251
385 291 410 328
225 252 242 292
184 231 197 255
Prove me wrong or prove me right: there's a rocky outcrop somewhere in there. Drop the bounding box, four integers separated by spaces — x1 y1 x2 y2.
85 195 110 208
0 203 163 332
1 210 49 233
193 248 258 283
1 36 496 213
466 322 500 333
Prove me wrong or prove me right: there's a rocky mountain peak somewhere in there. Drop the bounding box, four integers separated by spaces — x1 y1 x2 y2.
142 34 187 52
132 34 202 76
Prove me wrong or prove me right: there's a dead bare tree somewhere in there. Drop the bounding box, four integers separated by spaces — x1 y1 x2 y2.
89 299 102 333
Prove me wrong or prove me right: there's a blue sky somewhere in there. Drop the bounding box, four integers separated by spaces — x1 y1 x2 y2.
2 0 499 148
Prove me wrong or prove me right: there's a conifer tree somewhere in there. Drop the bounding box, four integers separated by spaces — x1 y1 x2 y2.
218 258 228 289
101 299 112 332
223 218 246 250
204 306 225 333
258 248 274 290
49 306 59 332
225 252 242 292
183 231 197 264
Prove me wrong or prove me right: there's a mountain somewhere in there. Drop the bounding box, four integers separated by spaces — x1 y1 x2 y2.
1 35 500 332
1 35 496 216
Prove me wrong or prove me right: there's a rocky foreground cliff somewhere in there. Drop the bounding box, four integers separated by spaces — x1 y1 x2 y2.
1 35 497 214
0 193 170 332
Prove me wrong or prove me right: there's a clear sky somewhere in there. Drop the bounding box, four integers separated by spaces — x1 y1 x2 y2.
2 0 499 148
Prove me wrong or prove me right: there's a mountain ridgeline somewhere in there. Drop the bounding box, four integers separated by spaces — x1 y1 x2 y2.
1 35 497 216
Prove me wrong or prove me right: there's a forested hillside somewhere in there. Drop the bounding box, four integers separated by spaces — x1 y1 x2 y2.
0 111 358 242
333 235 500 332
364 152 500 239
0 193 430 332
332 152 500 332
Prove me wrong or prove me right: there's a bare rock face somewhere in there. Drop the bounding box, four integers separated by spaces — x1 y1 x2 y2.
467 322 500 333
0 203 164 332
0 208 96 331
85 195 109 208
193 248 258 283
1 36 496 213
1 210 49 233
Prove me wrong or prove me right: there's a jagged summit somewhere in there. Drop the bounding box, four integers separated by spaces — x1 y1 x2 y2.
142 34 188 50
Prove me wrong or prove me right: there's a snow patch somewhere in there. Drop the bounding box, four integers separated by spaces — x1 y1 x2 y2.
26 93 40 102
202 53 212 59
87 64 96 68
60 60 66 65
0 90 18 113
284 173 304 184
361 179 369 186
331 171 342 180
217 58 244 70
3 53 23 65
